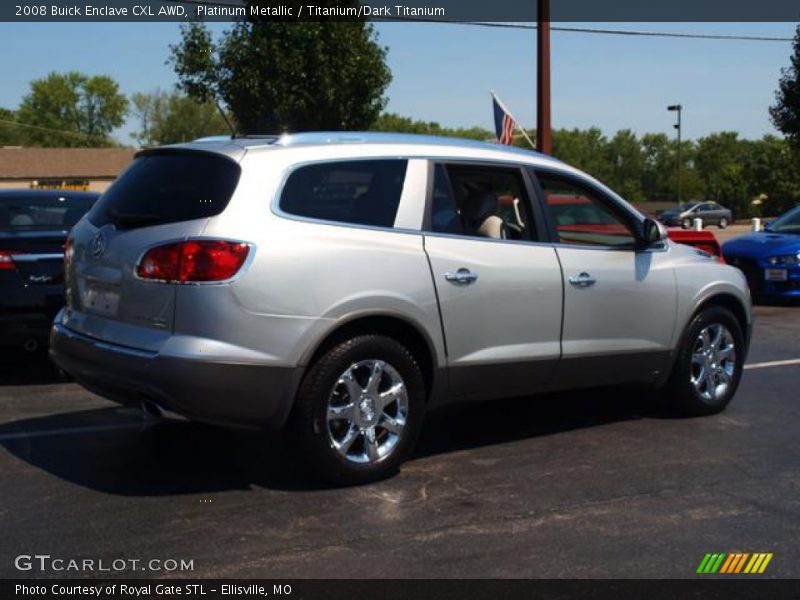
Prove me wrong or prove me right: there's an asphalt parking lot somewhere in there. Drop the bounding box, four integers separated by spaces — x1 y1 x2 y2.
1 304 798 579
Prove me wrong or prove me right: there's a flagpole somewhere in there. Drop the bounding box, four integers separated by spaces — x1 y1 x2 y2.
490 90 537 150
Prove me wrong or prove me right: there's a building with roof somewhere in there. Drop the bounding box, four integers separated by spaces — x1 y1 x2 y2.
0 147 135 193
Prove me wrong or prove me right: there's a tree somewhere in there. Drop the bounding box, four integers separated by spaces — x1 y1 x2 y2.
16 71 128 147
605 129 645 202
770 25 800 146
131 90 231 146
170 8 391 134
695 132 747 215
0 108 25 145
371 113 492 140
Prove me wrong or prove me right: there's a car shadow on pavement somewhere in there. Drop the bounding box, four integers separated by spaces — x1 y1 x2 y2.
0 348 66 386
0 385 656 494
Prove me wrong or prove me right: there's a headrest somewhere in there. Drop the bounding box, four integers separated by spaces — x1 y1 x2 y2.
459 182 498 224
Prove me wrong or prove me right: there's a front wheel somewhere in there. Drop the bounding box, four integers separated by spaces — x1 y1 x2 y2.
681 218 693 229
663 306 744 416
289 334 426 485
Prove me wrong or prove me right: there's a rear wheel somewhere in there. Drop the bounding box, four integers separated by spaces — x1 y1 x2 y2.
718 217 729 229
663 306 744 416
289 334 426 485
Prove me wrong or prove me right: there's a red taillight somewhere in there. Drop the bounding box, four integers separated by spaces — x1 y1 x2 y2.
136 240 250 283
0 250 22 271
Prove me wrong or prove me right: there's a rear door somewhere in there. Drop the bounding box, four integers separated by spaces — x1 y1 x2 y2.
64 150 242 350
423 162 563 402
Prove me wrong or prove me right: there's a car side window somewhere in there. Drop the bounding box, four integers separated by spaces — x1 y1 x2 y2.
536 173 637 248
280 160 408 228
428 163 536 241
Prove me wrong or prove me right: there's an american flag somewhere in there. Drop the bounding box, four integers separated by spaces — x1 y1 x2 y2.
493 96 516 145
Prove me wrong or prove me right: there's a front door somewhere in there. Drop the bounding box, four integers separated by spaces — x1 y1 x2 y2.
534 170 677 388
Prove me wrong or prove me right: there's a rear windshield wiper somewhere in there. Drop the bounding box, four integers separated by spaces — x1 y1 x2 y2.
106 208 164 227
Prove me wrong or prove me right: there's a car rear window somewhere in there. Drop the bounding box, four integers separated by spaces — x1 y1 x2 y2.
87 151 241 230
279 160 408 228
0 194 97 231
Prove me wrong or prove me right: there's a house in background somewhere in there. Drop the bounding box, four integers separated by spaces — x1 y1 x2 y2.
0 147 136 193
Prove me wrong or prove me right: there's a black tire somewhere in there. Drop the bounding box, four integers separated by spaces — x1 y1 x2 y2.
663 306 744 416
681 218 693 229
289 334 426 485
718 217 729 229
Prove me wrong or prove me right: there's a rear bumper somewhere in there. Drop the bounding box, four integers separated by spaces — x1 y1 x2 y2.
49 320 304 430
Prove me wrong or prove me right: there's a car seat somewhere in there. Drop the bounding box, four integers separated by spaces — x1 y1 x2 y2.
459 185 506 239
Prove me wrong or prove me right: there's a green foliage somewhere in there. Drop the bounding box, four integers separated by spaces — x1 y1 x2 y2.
15 71 128 147
770 25 800 147
0 108 25 145
371 113 492 140
170 15 392 133
131 90 232 146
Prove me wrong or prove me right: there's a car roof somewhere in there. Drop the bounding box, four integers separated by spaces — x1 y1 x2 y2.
152 131 566 168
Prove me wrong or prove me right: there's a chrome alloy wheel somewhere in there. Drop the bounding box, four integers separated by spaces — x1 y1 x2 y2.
690 323 736 402
326 360 409 465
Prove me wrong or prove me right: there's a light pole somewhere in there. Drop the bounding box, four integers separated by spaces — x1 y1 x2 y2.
667 104 682 207
536 0 552 154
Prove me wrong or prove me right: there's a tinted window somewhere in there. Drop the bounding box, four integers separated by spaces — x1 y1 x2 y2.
280 160 408 228
538 174 636 248
0 193 97 231
429 164 536 241
87 152 241 230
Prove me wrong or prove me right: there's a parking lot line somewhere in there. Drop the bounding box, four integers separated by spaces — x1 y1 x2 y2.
744 358 800 371
0 422 142 442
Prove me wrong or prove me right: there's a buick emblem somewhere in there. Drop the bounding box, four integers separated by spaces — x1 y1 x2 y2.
91 232 106 259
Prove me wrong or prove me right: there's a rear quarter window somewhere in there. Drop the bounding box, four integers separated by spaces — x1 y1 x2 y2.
279 160 408 228
87 151 241 230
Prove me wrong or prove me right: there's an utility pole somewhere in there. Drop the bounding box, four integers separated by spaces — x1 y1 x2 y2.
668 104 682 207
536 0 552 154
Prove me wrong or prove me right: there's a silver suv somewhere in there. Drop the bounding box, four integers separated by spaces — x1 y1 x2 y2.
51 133 752 484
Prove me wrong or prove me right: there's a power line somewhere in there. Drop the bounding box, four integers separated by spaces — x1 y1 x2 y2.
0 118 100 141
180 1 793 42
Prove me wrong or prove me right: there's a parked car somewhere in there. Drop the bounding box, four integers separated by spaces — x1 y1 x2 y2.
664 229 725 263
723 205 800 301
658 202 732 229
50 133 752 484
1 189 99 352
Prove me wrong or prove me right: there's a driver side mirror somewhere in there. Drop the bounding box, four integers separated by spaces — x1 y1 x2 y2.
641 218 667 246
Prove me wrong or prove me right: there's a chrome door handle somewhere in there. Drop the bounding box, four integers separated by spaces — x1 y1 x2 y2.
568 272 596 288
445 268 479 285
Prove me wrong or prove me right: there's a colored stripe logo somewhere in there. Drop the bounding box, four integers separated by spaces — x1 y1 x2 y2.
697 553 773 574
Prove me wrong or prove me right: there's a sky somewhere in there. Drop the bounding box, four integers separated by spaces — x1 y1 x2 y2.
0 21 797 145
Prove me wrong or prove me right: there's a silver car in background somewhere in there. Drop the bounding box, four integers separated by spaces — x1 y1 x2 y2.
51 133 752 484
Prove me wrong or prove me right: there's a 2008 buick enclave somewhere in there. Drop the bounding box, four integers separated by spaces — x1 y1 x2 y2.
50 133 752 484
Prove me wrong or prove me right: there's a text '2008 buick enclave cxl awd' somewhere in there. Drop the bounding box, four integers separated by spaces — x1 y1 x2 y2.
50 133 752 484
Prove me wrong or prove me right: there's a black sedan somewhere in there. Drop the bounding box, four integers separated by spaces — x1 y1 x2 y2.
658 202 733 229
0 190 98 352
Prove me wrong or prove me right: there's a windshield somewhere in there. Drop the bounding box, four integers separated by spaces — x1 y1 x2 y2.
766 205 800 233
679 203 697 211
0 194 97 232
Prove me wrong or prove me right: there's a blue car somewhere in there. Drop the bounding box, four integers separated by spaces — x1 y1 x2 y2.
723 205 800 301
